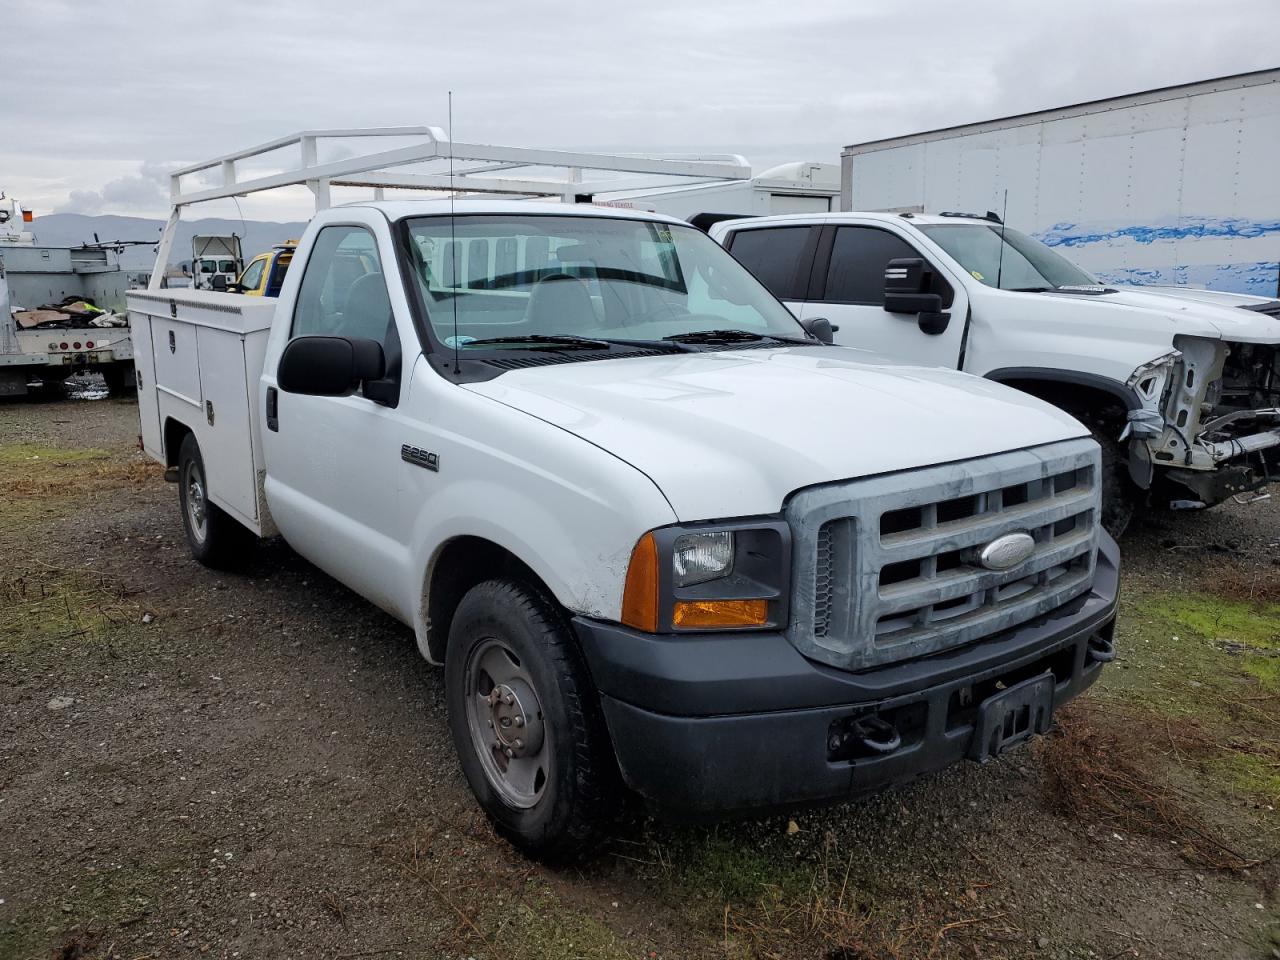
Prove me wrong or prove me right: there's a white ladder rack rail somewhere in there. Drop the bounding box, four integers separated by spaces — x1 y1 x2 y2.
149 127 751 290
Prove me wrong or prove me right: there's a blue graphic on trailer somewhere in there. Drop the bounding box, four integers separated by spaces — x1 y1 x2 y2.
1032 217 1280 295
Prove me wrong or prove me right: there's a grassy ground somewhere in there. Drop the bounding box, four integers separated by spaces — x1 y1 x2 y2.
1 392 1277 960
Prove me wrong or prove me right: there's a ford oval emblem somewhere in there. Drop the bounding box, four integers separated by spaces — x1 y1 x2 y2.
978 532 1035 571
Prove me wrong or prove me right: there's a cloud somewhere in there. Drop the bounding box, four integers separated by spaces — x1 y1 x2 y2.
55 161 181 215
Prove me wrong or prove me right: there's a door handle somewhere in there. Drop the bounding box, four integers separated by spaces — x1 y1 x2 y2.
266 387 279 432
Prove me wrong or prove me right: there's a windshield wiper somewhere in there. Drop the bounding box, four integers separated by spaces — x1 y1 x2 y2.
462 333 694 352
1007 286 1053 293
462 334 615 350
663 329 813 346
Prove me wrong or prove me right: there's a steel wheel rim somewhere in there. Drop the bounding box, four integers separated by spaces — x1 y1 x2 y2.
463 637 550 809
184 459 207 542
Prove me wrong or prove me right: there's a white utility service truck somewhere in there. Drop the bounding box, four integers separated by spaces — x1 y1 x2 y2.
0 193 135 395
130 128 1119 858
839 68 1280 298
712 212 1280 532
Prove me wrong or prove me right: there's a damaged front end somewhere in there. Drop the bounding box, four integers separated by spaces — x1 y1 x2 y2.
1136 335 1280 508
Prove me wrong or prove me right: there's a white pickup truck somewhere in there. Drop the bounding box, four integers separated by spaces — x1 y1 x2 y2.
710 213 1280 532
130 193 1120 858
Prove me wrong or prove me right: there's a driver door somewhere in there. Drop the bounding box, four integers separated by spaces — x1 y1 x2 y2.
261 216 414 615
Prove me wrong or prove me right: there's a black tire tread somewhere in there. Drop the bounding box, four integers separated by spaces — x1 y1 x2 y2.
447 579 617 861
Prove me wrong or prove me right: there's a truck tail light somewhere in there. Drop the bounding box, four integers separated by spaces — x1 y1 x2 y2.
72 341 82 349
86 341 94 349
59 342 69 350
621 533 659 632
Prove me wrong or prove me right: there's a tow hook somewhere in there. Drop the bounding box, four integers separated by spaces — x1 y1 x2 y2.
828 713 902 760
1086 632 1117 664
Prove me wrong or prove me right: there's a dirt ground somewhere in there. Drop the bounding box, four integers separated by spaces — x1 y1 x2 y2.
2 387 1277 960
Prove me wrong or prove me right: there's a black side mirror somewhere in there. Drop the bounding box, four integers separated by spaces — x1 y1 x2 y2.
210 274 228 291
278 336 385 397
800 316 836 344
883 257 950 336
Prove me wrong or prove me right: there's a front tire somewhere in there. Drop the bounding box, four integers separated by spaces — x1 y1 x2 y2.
445 579 615 860
1088 421 1137 538
177 434 255 568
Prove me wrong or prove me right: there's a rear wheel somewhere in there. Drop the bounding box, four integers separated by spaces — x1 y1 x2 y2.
102 362 135 396
177 434 255 568
445 579 615 861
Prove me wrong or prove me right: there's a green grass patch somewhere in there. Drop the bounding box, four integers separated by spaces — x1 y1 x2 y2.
1213 749 1280 805
659 829 813 909
0 568 141 654
481 890 638 960
0 442 112 466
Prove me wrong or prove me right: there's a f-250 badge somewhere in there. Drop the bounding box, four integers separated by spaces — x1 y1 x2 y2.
400 444 439 472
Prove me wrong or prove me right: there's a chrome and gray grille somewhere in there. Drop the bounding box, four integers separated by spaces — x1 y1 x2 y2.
786 439 1100 671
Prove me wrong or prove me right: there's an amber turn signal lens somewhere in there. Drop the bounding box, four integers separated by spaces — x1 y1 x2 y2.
621 532 659 632
672 599 768 629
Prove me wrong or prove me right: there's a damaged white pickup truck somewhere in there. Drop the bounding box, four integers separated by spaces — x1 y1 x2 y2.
127 134 1119 858
712 212 1280 532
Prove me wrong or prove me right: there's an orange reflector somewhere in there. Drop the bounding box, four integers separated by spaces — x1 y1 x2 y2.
620 532 659 632
22 210 33 222
673 599 768 629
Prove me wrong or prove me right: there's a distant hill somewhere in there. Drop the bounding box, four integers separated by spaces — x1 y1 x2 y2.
26 214 307 271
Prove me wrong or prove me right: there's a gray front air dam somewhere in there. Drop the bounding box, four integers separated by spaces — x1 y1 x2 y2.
574 534 1119 814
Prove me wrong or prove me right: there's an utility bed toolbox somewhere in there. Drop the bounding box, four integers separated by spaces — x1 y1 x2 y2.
127 290 277 536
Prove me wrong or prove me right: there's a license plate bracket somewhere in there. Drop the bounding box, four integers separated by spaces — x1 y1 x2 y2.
968 672 1055 762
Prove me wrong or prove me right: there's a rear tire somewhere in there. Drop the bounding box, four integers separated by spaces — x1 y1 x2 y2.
177 434 255 568
445 579 616 861
102 362 135 396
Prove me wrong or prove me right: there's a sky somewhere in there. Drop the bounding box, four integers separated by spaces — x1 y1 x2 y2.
3 0 1277 222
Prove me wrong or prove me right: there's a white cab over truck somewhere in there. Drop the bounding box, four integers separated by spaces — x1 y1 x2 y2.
190 235 244 292
130 130 1119 858
711 212 1280 531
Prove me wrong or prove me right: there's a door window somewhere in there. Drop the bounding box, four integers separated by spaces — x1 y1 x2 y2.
239 257 266 291
823 226 954 307
725 226 817 301
291 226 393 347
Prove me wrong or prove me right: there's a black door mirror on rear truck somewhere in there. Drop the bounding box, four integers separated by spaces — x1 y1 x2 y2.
882 257 950 336
277 336 386 398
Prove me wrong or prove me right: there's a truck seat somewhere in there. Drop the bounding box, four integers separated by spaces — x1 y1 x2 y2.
524 274 596 335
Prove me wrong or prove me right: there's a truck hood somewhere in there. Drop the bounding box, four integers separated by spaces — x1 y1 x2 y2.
1035 287 1280 344
1118 285 1280 313
466 347 1088 520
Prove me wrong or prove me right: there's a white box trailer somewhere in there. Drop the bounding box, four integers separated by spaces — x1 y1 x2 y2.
588 161 838 220
840 68 1280 297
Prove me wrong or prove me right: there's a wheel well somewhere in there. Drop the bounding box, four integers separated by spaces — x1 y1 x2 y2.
162 417 194 468
993 377 1128 427
423 536 551 663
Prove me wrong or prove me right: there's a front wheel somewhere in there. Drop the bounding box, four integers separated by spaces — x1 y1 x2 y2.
1089 422 1138 538
177 434 255 568
445 579 616 860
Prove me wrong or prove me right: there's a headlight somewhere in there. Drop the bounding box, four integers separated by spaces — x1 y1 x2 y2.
620 521 790 633
672 531 734 586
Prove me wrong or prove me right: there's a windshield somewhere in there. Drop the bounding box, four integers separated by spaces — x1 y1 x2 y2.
403 215 805 348
918 224 1096 290
198 259 217 274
